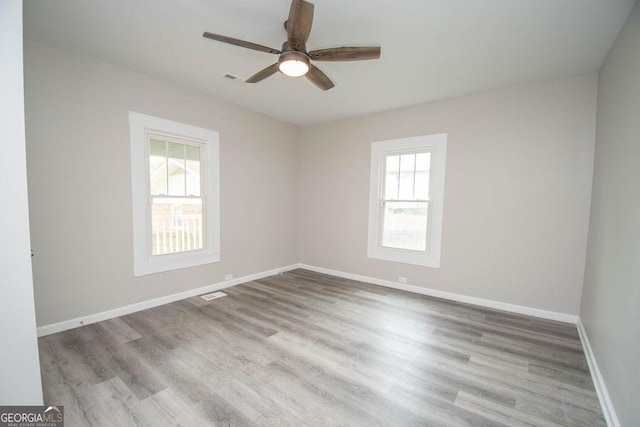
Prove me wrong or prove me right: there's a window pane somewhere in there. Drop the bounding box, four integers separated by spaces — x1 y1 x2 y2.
151 197 203 255
414 152 431 200
185 144 201 196
398 154 415 199
384 155 399 199
167 142 186 196
381 201 428 251
167 141 184 161
149 139 167 195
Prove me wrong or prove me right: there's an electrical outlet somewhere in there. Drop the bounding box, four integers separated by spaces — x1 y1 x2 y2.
225 273 233 281
398 276 408 284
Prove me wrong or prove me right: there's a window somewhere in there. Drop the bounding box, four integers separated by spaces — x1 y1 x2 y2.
148 137 203 256
367 134 447 267
129 112 220 276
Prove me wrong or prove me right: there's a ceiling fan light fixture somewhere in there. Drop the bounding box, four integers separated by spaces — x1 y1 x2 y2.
278 50 310 77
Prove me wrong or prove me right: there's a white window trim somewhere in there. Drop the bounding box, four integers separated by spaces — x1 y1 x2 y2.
367 133 447 268
129 112 220 277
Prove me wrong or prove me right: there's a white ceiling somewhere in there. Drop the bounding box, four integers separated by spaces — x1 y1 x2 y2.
23 0 635 126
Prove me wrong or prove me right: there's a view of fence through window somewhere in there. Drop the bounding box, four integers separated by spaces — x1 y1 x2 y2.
381 152 431 251
149 137 203 255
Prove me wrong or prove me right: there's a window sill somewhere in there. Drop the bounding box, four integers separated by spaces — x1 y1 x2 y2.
133 251 220 277
367 247 440 268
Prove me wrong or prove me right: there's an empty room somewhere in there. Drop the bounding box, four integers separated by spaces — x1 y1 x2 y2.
1 0 639 425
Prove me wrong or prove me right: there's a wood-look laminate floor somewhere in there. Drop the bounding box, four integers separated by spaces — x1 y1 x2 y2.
39 269 605 426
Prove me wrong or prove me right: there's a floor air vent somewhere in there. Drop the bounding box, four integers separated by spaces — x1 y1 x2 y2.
200 291 227 301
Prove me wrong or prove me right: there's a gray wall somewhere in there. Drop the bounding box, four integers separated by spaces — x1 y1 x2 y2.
25 41 600 324
581 2 640 425
25 42 299 326
0 0 43 404
299 75 597 315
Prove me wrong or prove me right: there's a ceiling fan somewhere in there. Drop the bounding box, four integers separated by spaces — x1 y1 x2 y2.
203 0 381 91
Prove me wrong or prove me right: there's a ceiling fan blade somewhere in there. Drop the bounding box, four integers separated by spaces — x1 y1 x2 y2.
306 64 334 91
203 32 281 55
308 46 381 62
245 63 279 83
287 0 314 50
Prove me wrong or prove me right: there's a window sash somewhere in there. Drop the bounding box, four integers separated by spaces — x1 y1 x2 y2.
380 200 430 252
378 149 434 253
149 196 205 256
148 136 203 198
147 137 206 257
382 150 432 202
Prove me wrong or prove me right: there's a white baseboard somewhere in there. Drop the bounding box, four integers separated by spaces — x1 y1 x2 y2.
296 263 578 324
36 264 299 337
38 262 578 336
576 319 620 427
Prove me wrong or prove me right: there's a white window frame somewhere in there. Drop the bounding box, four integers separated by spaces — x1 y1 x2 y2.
129 112 220 276
367 134 447 268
